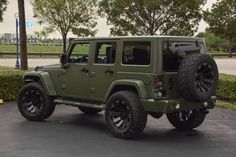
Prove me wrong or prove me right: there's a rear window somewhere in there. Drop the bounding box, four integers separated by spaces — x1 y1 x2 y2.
163 41 205 72
122 41 151 65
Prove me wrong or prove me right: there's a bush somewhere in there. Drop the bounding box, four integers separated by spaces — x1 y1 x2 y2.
0 70 24 101
216 74 236 101
0 66 236 102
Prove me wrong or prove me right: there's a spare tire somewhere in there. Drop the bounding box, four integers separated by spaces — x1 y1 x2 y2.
177 54 218 102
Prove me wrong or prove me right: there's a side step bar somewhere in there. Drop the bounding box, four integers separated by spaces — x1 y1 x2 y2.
54 99 105 110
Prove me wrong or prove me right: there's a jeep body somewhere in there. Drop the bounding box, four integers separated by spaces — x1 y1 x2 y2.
18 36 218 138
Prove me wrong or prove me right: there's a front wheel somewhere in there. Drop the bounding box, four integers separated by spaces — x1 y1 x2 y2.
105 91 147 139
17 82 55 121
166 109 206 130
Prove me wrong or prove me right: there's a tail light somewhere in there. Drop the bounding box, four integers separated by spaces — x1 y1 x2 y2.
153 75 166 100
153 75 163 87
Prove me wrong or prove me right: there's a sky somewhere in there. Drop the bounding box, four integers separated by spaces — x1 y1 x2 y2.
0 0 217 38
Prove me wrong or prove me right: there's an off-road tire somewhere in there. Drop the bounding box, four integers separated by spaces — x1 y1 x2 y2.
105 91 147 139
177 54 218 102
166 109 206 130
17 82 55 121
78 107 102 114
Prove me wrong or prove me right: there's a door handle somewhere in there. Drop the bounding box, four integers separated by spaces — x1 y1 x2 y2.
81 68 89 73
105 69 114 75
89 71 96 77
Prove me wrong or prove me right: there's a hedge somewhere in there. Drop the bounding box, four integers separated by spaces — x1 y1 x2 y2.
0 70 24 101
216 74 236 101
0 68 236 101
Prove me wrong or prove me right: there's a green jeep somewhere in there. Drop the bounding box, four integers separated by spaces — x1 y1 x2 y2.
17 36 218 139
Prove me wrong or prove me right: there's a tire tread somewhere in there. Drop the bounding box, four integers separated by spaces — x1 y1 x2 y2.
105 91 147 139
17 82 55 121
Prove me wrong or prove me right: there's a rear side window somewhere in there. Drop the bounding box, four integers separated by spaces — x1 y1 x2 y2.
94 42 116 64
163 41 205 72
122 41 151 65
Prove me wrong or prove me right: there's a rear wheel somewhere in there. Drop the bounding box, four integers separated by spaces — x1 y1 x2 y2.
166 109 206 130
17 82 55 121
105 91 147 139
78 107 102 114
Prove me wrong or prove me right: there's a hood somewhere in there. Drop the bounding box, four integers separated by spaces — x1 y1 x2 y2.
35 64 62 71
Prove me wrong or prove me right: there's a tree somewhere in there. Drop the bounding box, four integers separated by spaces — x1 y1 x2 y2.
196 32 205 38
196 30 229 51
18 0 28 70
204 0 236 56
0 0 8 22
32 0 97 54
99 0 206 36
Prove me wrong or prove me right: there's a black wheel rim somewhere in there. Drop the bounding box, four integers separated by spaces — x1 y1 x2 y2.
175 110 194 122
109 100 131 131
195 62 214 93
22 89 44 116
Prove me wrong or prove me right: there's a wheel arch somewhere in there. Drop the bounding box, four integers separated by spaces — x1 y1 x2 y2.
23 71 56 96
104 79 149 102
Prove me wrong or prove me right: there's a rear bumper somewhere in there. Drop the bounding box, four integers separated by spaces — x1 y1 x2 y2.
141 96 216 113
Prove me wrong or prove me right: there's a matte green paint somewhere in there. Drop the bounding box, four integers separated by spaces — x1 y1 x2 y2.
105 79 149 101
23 36 214 113
24 71 56 96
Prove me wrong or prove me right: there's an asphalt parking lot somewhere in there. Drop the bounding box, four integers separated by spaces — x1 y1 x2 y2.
0 102 236 157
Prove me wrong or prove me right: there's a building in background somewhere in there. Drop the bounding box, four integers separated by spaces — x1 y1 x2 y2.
0 33 63 45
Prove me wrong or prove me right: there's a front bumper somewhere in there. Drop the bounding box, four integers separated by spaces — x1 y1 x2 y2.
141 96 216 113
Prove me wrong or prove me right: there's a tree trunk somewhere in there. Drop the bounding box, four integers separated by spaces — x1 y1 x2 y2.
149 27 155 35
229 36 233 58
62 34 67 54
18 0 28 70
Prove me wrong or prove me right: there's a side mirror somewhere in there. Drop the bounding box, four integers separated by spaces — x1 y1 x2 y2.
60 54 67 65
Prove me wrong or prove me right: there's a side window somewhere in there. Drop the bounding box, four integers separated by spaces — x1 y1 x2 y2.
163 42 180 72
122 41 151 65
174 42 200 54
94 42 116 64
69 43 89 64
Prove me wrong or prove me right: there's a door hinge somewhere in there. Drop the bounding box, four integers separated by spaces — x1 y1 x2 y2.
89 88 95 93
61 84 66 89
89 71 96 77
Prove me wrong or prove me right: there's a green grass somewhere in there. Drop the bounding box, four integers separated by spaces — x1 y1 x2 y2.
0 44 109 54
220 73 236 81
0 66 16 70
216 100 236 112
0 66 34 71
212 56 236 59
0 66 33 74
208 51 236 58
208 51 236 54
0 44 235 57
0 44 62 53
